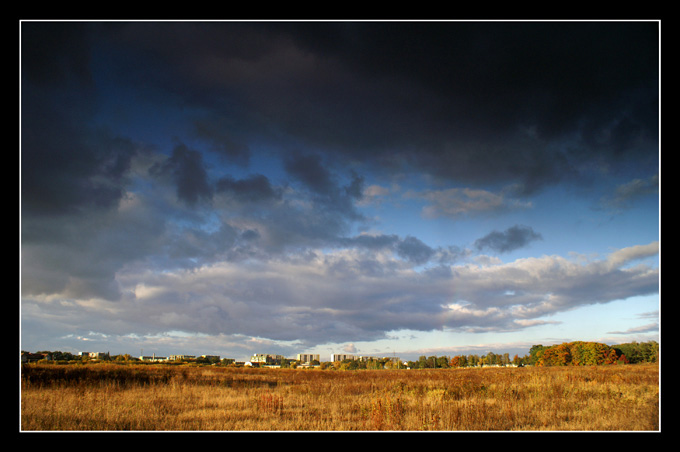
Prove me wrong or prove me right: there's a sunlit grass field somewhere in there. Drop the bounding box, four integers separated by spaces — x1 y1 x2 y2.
21 363 659 431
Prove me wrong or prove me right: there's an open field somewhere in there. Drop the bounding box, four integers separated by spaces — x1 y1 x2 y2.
20 363 659 431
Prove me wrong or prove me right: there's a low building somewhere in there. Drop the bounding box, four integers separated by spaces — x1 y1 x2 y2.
139 354 167 362
21 352 50 363
168 355 195 361
251 354 285 365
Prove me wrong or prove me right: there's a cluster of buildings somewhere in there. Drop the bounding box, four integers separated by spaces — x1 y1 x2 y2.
247 353 401 366
137 353 222 363
20 351 225 364
80 352 109 359
22 350 402 367
248 353 320 366
331 353 401 364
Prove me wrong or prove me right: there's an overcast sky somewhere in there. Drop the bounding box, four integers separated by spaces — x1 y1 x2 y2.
20 20 660 362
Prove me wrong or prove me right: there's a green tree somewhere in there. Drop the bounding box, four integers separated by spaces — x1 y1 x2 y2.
528 345 546 366
339 359 358 370
613 341 659 364
436 356 449 368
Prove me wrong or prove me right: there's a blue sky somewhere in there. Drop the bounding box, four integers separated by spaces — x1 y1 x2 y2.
20 21 660 362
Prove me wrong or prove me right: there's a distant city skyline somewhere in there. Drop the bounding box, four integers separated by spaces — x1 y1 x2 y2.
21 20 660 365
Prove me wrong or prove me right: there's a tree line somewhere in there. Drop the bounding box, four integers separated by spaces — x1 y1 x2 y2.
23 340 658 369
21 351 228 366
437 340 658 369
526 340 658 367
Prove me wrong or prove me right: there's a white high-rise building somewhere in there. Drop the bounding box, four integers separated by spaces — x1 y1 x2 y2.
297 353 320 363
331 354 356 362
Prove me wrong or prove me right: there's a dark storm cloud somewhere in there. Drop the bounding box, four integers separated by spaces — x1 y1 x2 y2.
21 22 138 217
474 225 543 254
95 21 658 193
259 22 658 189
20 20 658 264
21 21 92 87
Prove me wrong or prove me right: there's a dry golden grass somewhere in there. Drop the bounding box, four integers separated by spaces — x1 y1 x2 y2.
21 363 659 431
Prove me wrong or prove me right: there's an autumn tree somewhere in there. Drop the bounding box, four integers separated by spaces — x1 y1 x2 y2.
529 345 546 366
532 341 635 366
540 343 572 366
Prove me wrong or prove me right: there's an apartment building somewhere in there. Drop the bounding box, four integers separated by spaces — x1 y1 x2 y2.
296 353 320 363
331 354 356 362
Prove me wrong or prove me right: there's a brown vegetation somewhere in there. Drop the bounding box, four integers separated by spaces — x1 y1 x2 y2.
21 363 659 431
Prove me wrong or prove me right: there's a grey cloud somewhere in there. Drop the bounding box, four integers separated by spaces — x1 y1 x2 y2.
606 323 659 335
216 174 281 203
21 126 138 217
335 234 465 267
21 194 168 301
283 151 364 218
600 173 659 211
474 225 543 254
73 242 657 346
283 151 336 196
344 171 365 200
149 143 213 207
338 233 399 250
396 236 435 265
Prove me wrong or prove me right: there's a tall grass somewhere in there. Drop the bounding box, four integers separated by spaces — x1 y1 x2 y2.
21 363 659 431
